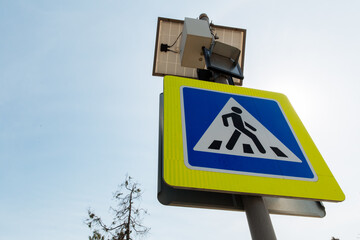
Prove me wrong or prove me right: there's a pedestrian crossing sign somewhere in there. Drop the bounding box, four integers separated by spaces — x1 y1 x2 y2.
163 76 344 202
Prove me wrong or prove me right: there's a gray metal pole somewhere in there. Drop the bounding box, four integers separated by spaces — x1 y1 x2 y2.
201 13 277 239
242 195 277 240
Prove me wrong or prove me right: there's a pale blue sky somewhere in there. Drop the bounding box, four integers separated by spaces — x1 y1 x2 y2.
1 0 359 239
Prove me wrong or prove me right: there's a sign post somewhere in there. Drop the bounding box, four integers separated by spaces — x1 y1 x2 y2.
243 195 276 240
161 75 344 239
154 14 344 239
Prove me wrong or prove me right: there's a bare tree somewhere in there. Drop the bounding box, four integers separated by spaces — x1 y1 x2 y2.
85 176 149 240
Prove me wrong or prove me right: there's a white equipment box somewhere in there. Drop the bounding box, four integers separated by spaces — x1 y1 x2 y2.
180 17 212 69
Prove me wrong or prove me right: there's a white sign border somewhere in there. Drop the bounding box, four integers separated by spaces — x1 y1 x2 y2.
180 86 318 182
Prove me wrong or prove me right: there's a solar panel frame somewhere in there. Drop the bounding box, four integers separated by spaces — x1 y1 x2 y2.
153 17 246 85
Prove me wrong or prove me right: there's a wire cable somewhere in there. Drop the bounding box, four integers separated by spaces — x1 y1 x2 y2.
168 32 182 48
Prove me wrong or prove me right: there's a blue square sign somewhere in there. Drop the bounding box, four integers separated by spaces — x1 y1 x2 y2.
181 86 317 181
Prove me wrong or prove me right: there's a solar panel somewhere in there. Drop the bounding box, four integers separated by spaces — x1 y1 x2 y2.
153 17 246 85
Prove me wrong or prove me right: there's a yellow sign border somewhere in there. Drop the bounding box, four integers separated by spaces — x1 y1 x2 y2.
163 76 345 202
